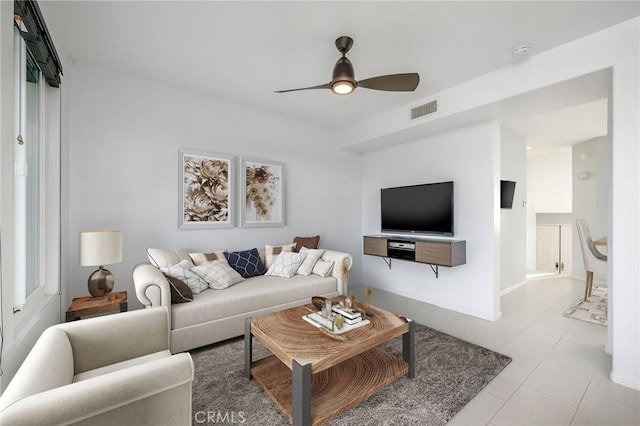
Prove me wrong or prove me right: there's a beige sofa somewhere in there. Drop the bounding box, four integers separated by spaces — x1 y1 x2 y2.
0 307 193 426
133 249 352 353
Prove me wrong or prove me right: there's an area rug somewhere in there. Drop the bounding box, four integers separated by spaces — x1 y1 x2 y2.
190 324 511 425
564 286 608 326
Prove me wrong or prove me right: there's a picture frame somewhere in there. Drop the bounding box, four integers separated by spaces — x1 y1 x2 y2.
179 149 235 229
241 157 284 227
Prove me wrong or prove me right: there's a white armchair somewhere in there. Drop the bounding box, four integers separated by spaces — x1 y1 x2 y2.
0 307 194 425
576 219 608 301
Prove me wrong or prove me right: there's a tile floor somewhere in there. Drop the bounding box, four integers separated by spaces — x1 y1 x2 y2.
354 275 640 426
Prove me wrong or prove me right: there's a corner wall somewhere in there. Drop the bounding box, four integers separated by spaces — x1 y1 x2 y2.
361 121 500 320
572 136 611 282
500 126 527 291
350 17 640 390
63 62 363 309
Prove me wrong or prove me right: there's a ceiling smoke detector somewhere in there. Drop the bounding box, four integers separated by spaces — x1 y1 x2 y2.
512 44 532 56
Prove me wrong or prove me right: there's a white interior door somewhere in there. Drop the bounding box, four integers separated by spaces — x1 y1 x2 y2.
560 224 572 275
536 225 560 273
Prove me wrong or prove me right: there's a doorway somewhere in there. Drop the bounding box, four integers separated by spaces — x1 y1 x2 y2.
536 224 572 275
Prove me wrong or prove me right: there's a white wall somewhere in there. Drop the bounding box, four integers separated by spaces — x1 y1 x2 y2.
572 136 611 281
63 62 362 309
500 126 527 291
527 148 573 213
608 54 639 388
361 121 500 320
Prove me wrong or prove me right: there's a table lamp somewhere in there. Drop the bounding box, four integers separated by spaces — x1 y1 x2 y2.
80 230 123 298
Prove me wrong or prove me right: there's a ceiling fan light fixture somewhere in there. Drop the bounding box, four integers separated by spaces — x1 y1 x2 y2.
274 35 419 95
331 80 355 95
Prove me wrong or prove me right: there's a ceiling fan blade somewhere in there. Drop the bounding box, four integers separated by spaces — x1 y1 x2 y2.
274 83 330 93
358 73 420 92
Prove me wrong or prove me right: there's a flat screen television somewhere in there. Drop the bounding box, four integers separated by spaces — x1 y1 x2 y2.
381 181 454 236
500 180 516 209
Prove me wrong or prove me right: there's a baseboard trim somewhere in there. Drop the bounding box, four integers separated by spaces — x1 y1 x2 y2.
369 285 500 321
500 280 528 296
571 274 607 286
610 372 640 391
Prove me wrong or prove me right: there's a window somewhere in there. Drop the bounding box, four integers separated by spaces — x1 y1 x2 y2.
8 1 63 319
25 49 43 298
13 27 45 310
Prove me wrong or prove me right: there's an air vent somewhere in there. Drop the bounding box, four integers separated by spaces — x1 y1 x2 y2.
410 100 438 120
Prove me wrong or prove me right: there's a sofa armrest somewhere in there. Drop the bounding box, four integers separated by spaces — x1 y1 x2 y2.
59 307 171 374
133 263 171 310
320 250 353 295
0 353 194 426
0 328 74 413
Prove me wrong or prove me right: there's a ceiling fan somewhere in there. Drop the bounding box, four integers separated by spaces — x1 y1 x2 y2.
275 36 420 96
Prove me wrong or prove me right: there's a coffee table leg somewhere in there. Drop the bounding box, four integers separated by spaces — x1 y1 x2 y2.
292 360 311 426
244 318 252 380
403 318 415 379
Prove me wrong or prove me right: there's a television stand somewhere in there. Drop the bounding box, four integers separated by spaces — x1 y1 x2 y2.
363 235 466 278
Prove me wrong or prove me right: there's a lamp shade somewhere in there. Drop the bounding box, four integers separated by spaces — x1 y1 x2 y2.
80 230 123 266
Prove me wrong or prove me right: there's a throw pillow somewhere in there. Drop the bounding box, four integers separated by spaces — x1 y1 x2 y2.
189 251 226 266
292 235 320 252
160 259 209 294
266 251 307 278
192 259 245 290
312 259 334 277
147 247 191 268
224 248 266 278
296 247 324 276
165 275 193 304
264 243 296 269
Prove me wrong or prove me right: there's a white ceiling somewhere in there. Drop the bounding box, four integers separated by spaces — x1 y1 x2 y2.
42 1 638 131
505 99 609 150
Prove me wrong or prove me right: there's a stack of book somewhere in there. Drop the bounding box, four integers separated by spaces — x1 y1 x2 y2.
302 304 370 335
332 306 364 326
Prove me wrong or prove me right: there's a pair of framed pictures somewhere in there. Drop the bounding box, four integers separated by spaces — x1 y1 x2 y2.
179 149 283 229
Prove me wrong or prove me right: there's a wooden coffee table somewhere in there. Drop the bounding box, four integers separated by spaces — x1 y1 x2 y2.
244 298 415 425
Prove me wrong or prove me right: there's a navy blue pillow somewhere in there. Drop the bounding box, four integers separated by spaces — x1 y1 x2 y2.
224 248 266 278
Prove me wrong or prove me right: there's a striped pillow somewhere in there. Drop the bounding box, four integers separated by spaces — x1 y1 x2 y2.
312 260 334 277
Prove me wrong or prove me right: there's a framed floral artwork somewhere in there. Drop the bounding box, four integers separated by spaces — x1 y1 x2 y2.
241 158 284 227
179 149 234 229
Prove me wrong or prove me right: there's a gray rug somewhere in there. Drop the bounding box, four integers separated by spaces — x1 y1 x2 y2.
190 324 511 425
564 286 608 326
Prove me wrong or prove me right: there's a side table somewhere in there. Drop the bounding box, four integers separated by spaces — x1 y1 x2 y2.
65 291 128 322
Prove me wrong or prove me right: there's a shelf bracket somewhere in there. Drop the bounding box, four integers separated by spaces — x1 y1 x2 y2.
428 264 439 278
382 257 392 269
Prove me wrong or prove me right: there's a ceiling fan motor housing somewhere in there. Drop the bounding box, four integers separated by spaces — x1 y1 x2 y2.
331 56 356 88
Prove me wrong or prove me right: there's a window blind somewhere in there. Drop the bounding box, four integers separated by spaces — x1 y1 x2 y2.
14 0 63 87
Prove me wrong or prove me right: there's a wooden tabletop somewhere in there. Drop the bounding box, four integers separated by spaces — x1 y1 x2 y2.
250 298 409 374
66 291 127 321
594 237 607 246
